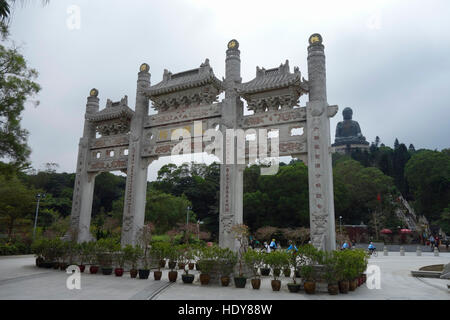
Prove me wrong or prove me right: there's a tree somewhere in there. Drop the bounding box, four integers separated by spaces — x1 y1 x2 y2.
438 208 450 235
405 150 450 222
145 189 193 234
333 159 396 225
0 1 50 22
0 22 41 174
0 174 36 239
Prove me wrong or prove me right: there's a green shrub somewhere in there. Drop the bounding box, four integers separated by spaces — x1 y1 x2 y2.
263 251 290 280
243 249 264 279
0 242 18 255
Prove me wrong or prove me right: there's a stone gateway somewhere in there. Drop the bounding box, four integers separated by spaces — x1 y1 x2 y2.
69 34 338 252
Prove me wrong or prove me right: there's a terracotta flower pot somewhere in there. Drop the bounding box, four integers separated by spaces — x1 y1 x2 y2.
168 270 178 282
199 274 210 285
271 279 281 291
221 276 230 287
304 280 316 294
130 268 138 278
79 265 85 273
328 283 339 295
89 266 99 274
349 279 357 291
251 278 261 289
339 280 349 293
154 270 162 280
114 268 124 277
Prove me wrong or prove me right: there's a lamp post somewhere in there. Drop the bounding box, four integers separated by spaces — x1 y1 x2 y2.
339 216 342 234
33 193 46 240
186 206 191 228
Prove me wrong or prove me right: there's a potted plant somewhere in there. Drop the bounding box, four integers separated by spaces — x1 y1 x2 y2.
96 238 117 275
77 242 89 273
198 245 216 285
114 244 125 277
336 250 350 293
136 225 153 279
51 239 64 269
217 247 237 287
287 251 301 293
178 244 195 284
243 249 263 289
323 251 339 295
150 241 168 280
31 239 45 267
166 245 179 282
123 244 139 278
83 241 98 274
232 224 250 288
167 243 177 270
264 250 290 291
61 240 78 271
300 264 317 294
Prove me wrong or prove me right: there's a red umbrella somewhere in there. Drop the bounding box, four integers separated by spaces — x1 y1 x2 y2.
380 229 393 234
400 229 412 234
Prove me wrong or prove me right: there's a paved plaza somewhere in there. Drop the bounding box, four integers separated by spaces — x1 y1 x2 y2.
0 252 448 300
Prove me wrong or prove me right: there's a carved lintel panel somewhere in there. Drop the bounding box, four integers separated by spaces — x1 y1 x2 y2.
90 134 130 149
241 108 306 129
145 103 221 128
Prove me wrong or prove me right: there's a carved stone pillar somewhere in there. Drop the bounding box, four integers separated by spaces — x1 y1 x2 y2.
70 89 99 242
121 64 151 246
219 40 244 251
306 34 336 251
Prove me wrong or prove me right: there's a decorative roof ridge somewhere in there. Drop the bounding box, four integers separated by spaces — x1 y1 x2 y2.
147 59 223 96
238 60 306 94
85 95 134 122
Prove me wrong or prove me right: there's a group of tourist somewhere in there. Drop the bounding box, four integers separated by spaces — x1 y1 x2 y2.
428 235 445 251
248 236 300 254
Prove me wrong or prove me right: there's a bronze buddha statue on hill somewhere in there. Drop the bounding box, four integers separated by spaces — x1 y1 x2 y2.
333 107 369 146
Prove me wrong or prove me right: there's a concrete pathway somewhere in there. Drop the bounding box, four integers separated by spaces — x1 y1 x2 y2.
0 253 449 300
0 255 171 300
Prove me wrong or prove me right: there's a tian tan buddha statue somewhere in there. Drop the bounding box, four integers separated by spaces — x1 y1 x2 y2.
333 107 369 147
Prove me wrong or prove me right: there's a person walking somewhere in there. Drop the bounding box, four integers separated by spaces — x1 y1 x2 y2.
264 242 271 253
434 235 440 251
341 241 349 250
269 239 277 251
286 240 298 253
429 235 435 251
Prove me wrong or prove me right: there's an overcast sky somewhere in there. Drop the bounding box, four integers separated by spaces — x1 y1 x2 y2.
7 0 450 180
